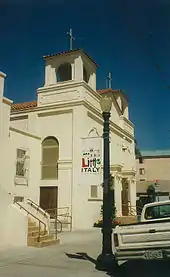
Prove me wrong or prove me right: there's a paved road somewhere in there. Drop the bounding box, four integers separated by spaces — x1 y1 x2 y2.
0 230 169 277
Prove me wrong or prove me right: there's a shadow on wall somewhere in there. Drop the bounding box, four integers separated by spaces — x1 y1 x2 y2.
65 252 170 277
0 188 28 247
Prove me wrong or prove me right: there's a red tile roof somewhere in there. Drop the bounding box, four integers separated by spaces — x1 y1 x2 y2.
43 48 98 68
11 88 127 112
11 101 37 111
98 88 128 102
97 88 121 94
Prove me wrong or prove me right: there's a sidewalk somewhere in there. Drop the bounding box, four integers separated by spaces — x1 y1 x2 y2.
0 230 109 277
0 230 168 277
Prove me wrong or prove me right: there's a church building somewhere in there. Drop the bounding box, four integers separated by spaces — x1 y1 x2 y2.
0 48 136 234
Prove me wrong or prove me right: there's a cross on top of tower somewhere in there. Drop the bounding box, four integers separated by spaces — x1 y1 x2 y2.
67 28 75 51
106 72 112 89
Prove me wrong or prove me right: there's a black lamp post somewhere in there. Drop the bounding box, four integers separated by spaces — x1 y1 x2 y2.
96 96 117 271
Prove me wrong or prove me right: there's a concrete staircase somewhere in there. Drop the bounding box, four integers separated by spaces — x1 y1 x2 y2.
27 218 60 247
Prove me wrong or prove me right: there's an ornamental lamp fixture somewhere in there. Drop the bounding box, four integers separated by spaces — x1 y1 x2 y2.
100 96 112 113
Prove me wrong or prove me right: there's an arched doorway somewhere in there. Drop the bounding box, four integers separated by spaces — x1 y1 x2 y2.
41 136 59 180
40 137 59 213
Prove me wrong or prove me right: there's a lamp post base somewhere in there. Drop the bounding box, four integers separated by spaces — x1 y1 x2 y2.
96 253 118 272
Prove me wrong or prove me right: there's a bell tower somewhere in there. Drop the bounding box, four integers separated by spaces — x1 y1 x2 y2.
43 49 97 90
37 48 97 107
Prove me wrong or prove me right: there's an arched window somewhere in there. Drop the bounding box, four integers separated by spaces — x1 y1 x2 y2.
56 63 72 82
41 137 59 180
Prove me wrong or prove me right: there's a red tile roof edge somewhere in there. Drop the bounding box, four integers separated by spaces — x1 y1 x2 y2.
97 88 121 94
98 88 128 102
11 101 37 111
43 48 98 68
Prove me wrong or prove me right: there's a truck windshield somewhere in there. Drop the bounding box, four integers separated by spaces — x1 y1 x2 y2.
145 204 170 220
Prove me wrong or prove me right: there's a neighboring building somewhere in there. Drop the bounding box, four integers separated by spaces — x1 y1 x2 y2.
136 150 170 210
0 48 136 238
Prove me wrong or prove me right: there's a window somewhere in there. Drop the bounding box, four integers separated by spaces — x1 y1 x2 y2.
145 204 170 220
90 185 98 198
41 137 59 180
139 168 145 175
16 149 26 177
140 179 146 182
56 63 72 82
14 196 24 203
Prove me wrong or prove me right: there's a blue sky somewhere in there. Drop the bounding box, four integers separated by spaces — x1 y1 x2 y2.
0 0 170 150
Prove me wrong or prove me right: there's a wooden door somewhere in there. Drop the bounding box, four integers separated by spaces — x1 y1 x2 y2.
40 186 58 212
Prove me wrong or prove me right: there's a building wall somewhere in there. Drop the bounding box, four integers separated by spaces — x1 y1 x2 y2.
9 51 136 228
10 117 28 132
136 157 170 182
136 155 170 194
71 105 103 229
38 110 73 210
0 127 41 202
0 72 42 247
10 97 136 227
0 187 27 247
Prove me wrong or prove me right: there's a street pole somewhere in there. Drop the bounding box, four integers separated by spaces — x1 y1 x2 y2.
96 96 117 272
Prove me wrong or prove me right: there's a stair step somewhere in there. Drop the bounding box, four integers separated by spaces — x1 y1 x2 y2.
28 226 40 232
28 230 47 237
28 238 60 248
28 222 37 227
28 234 54 243
28 217 34 224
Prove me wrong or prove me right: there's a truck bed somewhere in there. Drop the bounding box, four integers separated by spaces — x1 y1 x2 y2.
116 220 170 247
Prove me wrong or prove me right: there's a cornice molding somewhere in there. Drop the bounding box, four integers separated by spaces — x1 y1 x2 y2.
9 126 41 140
3 97 13 105
86 109 134 142
10 98 134 141
37 80 99 97
37 108 73 117
121 170 136 176
120 115 134 128
58 159 72 164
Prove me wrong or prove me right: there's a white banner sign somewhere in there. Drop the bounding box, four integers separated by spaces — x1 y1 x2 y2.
81 136 102 174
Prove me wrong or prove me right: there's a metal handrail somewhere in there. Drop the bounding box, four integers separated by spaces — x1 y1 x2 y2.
58 207 72 231
58 214 72 231
27 198 49 218
56 218 63 234
47 207 72 220
45 207 72 232
57 207 69 215
15 201 46 242
46 208 63 235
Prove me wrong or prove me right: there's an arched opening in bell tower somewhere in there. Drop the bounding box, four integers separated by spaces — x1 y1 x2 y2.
83 66 90 84
56 63 72 82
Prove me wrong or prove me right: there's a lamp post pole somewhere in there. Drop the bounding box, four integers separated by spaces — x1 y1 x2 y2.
96 96 117 271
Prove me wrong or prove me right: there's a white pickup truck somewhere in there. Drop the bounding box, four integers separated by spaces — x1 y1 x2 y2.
114 200 170 261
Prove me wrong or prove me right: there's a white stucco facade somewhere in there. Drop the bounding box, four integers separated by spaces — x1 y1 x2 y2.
0 49 136 235
0 72 42 247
